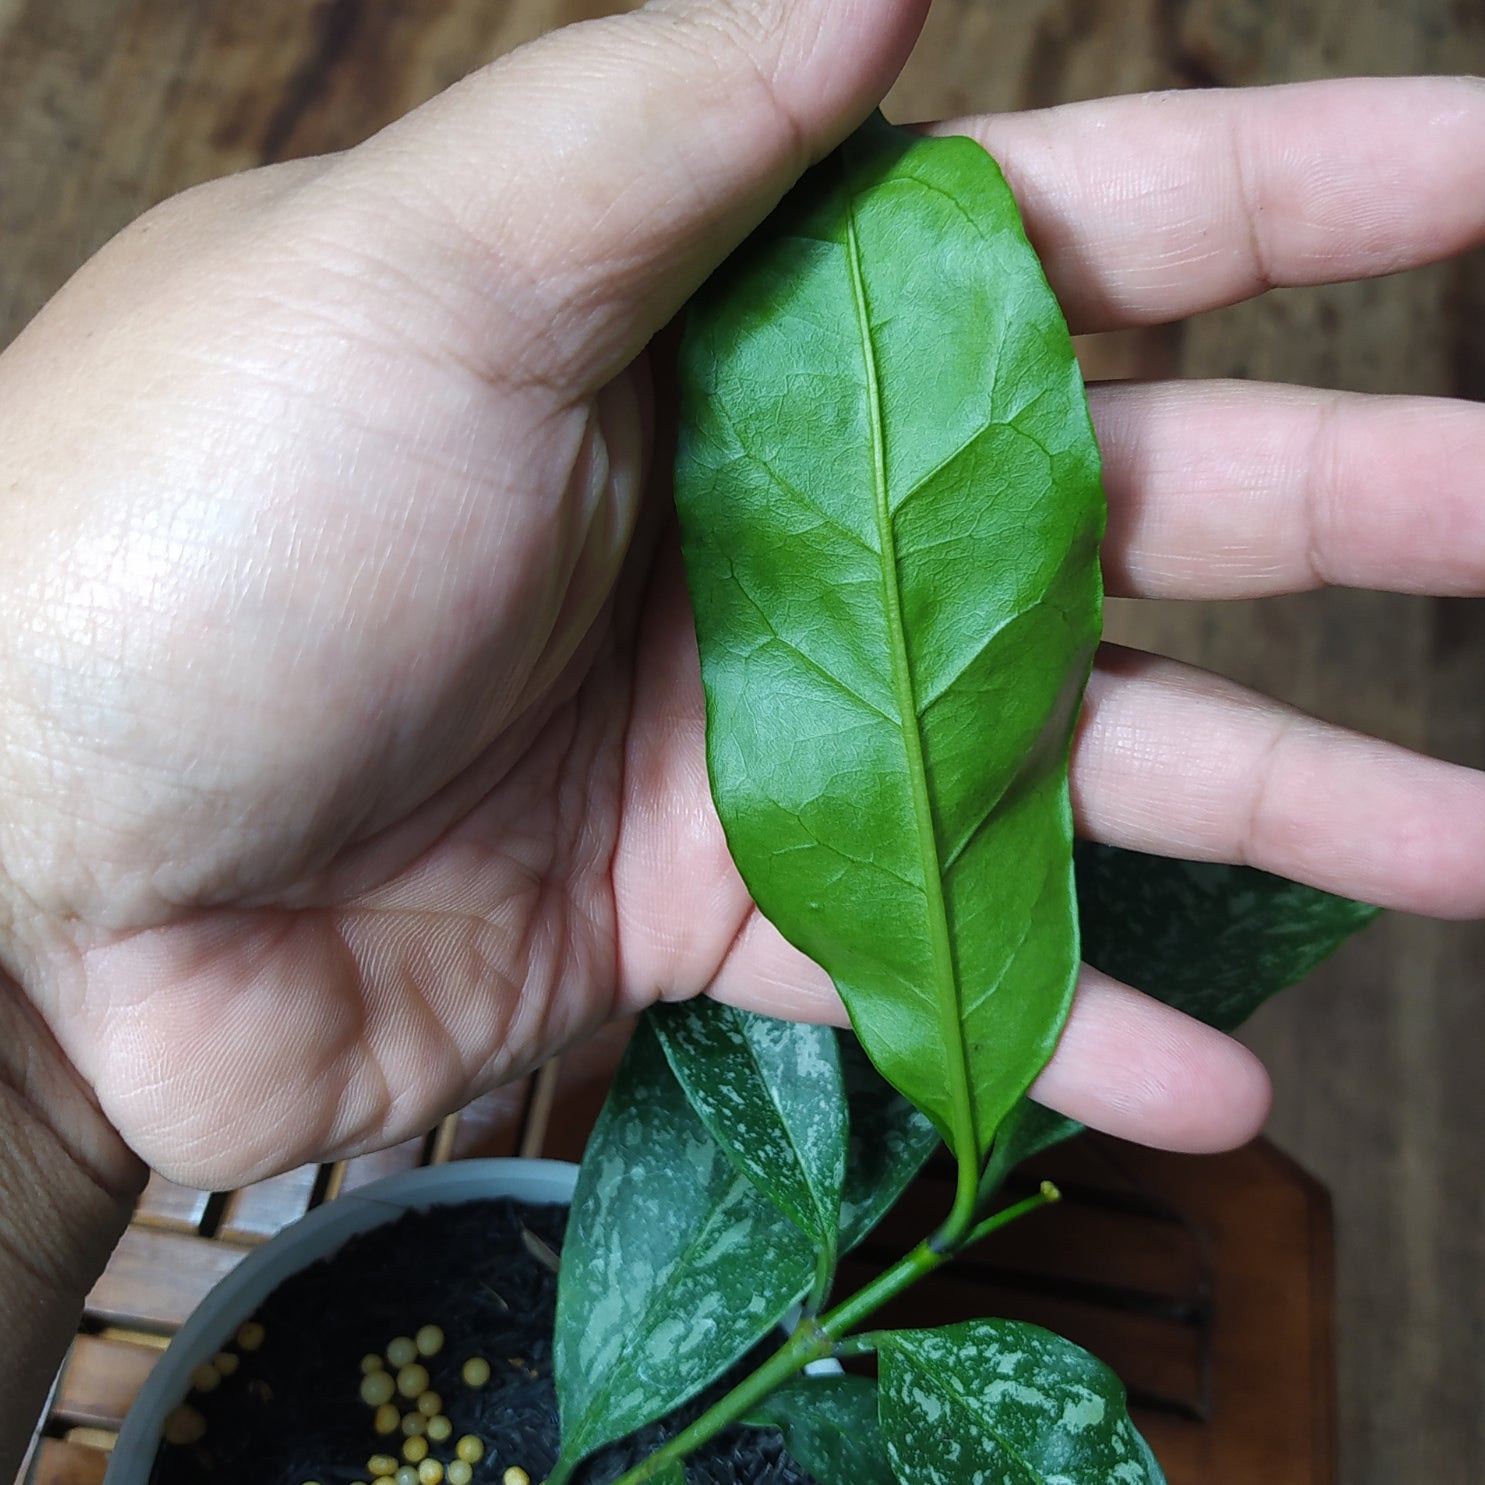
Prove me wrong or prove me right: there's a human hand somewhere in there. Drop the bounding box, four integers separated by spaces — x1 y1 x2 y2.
1 0 1481 1194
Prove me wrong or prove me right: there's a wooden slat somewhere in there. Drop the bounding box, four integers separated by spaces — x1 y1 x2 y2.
1119 1141 1336 1485
532 1019 634 1163
25 1438 109 1485
991 1202 1203 1300
57 1434 112 1458
133 1173 211 1234
217 1163 319 1244
446 1077 533 1161
518 1061 561 1159
85 1226 247 1331
326 1138 425 1199
52 1335 158 1431
96 1328 170 1352
427 1112 461 1165
859 1164 1205 1302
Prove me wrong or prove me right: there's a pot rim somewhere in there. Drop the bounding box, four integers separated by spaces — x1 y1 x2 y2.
108 1157 579 1482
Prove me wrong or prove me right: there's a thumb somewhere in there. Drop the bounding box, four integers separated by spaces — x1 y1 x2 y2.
335 0 930 389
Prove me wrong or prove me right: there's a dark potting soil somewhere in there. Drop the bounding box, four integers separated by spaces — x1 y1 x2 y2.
147 1197 817 1485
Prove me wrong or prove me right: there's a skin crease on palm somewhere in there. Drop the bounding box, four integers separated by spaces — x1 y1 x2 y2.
1 0 1484 1209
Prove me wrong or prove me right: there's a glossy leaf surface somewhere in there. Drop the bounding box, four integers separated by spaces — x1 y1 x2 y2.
1076 842 1380 1031
745 1374 896 1485
554 1019 817 1469
676 115 1105 1165
878 1321 1165 1485
837 1030 940 1252
651 998 847 1251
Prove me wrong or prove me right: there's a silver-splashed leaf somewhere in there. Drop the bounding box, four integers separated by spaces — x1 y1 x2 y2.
878 1320 1165 1485
651 998 847 1253
553 1018 817 1472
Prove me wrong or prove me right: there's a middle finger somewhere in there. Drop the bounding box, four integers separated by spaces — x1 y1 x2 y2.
1090 379 1485 600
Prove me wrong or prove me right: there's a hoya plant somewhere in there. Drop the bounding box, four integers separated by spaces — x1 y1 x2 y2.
546 115 1375 1485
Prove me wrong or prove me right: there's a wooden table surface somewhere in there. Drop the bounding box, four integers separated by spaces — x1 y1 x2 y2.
2 3 1482 1483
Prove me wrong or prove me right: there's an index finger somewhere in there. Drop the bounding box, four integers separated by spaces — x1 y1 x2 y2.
932 76 1485 332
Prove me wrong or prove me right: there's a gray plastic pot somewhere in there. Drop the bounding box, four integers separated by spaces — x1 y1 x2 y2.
108 1158 579 1483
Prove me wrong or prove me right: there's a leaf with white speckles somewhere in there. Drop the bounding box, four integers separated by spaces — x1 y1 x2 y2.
878 1321 1165 1485
746 1373 896 1485
1076 842 1379 1033
554 1017 817 1473
651 999 847 1254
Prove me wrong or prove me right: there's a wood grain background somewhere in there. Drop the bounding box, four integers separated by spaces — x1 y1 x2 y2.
2 2 1481 1481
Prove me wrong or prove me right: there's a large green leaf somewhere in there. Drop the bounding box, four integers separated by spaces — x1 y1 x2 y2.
837 1030 940 1253
745 1374 896 1485
877 1321 1164 1485
1076 842 1380 1031
554 1020 817 1470
675 114 1105 1167
651 999 847 1253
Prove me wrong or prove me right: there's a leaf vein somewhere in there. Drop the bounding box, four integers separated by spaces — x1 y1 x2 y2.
715 400 878 560
726 574 897 726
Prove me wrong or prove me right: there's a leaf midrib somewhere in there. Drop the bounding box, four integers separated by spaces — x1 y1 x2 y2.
842 171 978 1180
752 1027 840 1245
698 1013 837 1241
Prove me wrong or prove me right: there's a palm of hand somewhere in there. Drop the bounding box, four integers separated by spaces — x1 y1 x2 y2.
0 183 767 1185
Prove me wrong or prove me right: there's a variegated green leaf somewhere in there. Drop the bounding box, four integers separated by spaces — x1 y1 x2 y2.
651 999 847 1251
745 1374 895 1485
1076 842 1379 1032
878 1321 1164 1485
554 1019 817 1471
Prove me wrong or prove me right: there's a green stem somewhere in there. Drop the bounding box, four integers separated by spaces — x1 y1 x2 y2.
600 1321 835 1485
962 1181 1059 1249
802 1240 837 1319
595 1186 1060 1485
